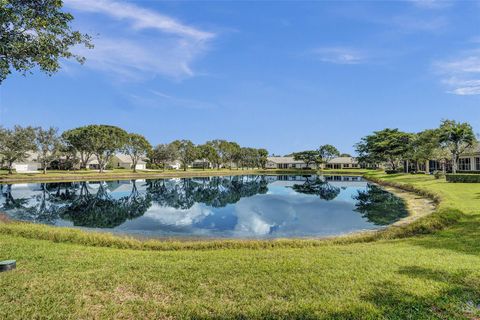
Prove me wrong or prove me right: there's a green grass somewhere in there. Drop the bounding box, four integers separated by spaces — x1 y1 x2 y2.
0 173 479 319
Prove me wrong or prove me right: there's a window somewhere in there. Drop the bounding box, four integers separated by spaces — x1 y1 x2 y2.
343 164 350 168
458 158 471 171
476 158 480 171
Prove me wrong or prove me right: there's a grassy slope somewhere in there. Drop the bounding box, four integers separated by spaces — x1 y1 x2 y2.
0 174 479 319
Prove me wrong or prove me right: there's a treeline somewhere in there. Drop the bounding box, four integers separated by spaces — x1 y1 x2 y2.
0 125 269 174
149 140 269 171
356 119 476 174
289 144 347 167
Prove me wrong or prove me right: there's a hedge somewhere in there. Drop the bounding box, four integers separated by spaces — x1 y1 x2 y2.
446 174 480 183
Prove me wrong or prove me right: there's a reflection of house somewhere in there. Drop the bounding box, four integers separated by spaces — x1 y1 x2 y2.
325 157 360 169
266 157 317 169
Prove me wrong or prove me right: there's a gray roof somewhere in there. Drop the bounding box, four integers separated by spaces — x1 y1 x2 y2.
267 156 306 164
113 154 146 164
327 157 358 164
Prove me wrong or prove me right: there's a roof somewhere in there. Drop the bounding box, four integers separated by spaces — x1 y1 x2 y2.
327 157 358 164
267 156 306 164
113 154 146 164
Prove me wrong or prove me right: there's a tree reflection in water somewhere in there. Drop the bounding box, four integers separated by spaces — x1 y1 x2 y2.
290 176 341 201
353 184 408 225
0 176 269 228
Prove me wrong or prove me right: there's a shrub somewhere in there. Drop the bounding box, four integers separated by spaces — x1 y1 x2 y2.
433 170 444 180
446 174 480 183
385 170 402 174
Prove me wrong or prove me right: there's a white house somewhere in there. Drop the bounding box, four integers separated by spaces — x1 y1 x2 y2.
12 152 40 173
266 157 317 169
112 154 147 170
324 157 360 169
165 160 182 170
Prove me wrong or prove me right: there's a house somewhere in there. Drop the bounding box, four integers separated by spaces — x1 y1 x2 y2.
192 159 212 169
11 152 40 173
266 157 317 169
324 157 360 169
165 160 182 170
112 154 147 170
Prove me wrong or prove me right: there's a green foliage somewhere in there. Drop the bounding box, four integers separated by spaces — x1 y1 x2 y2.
318 144 340 164
149 143 178 169
446 174 480 183
35 127 61 174
123 133 151 172
0 125 36 173
439 119 476 174
356 128 413 171
0 0 93 83
171 139 197 171
61 127 95 169
292 150 318 168
84 125 128 173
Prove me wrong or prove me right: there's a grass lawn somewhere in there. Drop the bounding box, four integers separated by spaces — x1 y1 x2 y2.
0 173 479 319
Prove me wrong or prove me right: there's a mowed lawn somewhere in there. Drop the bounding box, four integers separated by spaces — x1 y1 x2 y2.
1 174 480 319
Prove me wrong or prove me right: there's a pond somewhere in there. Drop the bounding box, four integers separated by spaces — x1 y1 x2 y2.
0 175 408 239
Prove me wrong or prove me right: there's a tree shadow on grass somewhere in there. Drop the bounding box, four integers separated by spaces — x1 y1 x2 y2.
408 215 480 257
360 266 480 320
184 266 480 320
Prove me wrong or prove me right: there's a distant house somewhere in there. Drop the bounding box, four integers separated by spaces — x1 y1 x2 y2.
12 152 40 173
192 159 212 169
325 157 360 169
112 154 147 170
266 157 317 169
165 160 182 170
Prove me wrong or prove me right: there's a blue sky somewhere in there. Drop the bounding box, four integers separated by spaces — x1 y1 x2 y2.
1 0 480 155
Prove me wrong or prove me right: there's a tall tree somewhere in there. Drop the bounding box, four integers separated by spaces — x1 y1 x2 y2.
408 129 441 172
123 133 151 173
318 144 340 165
35 127 61 174
0 0 93 83
206 140 224 169
61 127 94 169
197 144 218 170
356 129 412 171
86 125 128 173
292 150 318 168
171 140 197 171
150 143 178 170
438 120 476 174
257 148 269 169
0 125 36 173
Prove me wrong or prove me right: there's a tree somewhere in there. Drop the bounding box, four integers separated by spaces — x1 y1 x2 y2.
318 144 340 165
171 140 197 171
219 141 240 169
438 120 476 174
61 127 95 169
0 0 93 83
123 133 151 173
407 129 441 172
35 127 61 174
0 125 36 173
86 125 128 173
257 148 269 169
292 150 318 168
206 140 224 169
150 143 178 170
356 129 413 171
197 144 218 170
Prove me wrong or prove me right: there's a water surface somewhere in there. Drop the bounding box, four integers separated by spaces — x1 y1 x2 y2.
0 175 408 239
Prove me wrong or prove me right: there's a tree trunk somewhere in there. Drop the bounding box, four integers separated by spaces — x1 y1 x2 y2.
8 161 13 174
133 159 137 173
452 152 457 174
43 165 47 174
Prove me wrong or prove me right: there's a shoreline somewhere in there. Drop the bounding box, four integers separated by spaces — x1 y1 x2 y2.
0 169 373 184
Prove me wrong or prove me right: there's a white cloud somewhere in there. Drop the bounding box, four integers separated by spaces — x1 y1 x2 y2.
64 0 214 41
435 50 480 95
313 47 366 65
408 0 452 9
63 0 215 80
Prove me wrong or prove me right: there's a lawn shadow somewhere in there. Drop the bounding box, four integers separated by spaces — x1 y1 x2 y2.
360 266 480 320
408 215 480 257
